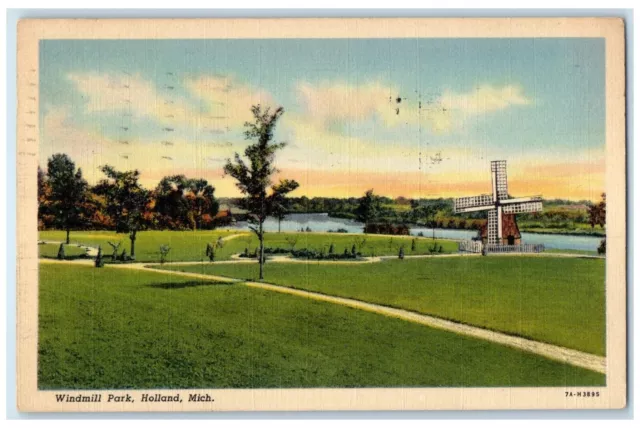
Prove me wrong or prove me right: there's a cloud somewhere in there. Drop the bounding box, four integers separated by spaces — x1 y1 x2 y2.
440 84 531 115
184 75 276 129
294 80 531 135
296 81 402 127
40 107 243 187
67 72 269 135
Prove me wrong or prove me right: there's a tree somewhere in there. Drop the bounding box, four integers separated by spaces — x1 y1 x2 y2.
588 193 606 229
186 178 219 229
46 154 89 244
271 191 291 233
223 105 299 280
154 175 219 230
94 165 150 259
413 203 438 240
355 189 381 227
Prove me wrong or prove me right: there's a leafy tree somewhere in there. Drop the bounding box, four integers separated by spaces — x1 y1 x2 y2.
355 189 381 227
46 154 90 244
223 105 300 280
588 193 606 229
94 165 150 259
186 178 219 229
271 191 292 233
154 175 219 230
37 166 53 229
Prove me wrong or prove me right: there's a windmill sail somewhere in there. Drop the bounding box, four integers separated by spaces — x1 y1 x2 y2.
487 208 499 245
502 201 543 214
491 160 508 201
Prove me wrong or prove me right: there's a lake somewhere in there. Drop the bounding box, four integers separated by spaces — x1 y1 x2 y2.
227 213 602 252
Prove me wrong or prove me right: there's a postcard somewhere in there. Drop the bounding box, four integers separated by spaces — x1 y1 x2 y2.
16 17 626 411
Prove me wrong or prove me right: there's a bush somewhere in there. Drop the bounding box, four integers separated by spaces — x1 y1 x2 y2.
351 244 357 257
598 238 606 255
206 242 214 262
57 243 65 260
94 246 105 268
411 239 416 251
159 245 171 264
328 243 335 255
119 249 131 262
398 246 405 260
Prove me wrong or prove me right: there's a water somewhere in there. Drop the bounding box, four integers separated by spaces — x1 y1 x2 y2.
227 213 602 252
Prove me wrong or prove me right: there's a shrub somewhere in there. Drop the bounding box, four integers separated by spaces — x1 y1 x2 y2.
57 243 65 260
351 244 357 257
159 245 171 264
107 241 121 262
598 238 606 255
417 231 424 237
94 246 105 268
411 239 416 252
119 249 129 262
206 242 214 262
328 243 335 255
398 246 405 260
344 248 349 256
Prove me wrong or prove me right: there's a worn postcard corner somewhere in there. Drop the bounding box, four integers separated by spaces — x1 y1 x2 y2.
16 17 626 412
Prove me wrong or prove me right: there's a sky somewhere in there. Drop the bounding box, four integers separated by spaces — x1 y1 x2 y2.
38 38 605 201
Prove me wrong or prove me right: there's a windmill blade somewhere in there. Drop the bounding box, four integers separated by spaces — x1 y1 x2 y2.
502 201 543 214
487 208 499 245
501 196 542 205
453 194 493 213
491 160 508 201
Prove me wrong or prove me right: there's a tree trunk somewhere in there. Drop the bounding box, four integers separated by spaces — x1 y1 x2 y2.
258 221 265 280
278 218 282 233
66 228 70 245
130 230 137 258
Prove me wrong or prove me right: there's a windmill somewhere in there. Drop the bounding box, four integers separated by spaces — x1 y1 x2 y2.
453 160 543 247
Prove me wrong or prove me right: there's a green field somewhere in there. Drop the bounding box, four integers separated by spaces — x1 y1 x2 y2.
39 264 604 389
161 256 605 355
38 230 458 263
38 243 88 259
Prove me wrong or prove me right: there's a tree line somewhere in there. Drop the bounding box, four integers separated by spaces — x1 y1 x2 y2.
38 154 221 255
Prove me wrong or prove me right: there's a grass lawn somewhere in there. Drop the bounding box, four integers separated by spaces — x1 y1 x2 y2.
545 248 600 256
161 256 605 356
38 243 88 259
39 264 604 389
38 230 457 263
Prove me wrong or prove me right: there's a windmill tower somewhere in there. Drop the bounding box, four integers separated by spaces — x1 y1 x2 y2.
454 160 543 249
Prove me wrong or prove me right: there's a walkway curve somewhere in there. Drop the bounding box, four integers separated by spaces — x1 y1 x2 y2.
40 258 606 374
